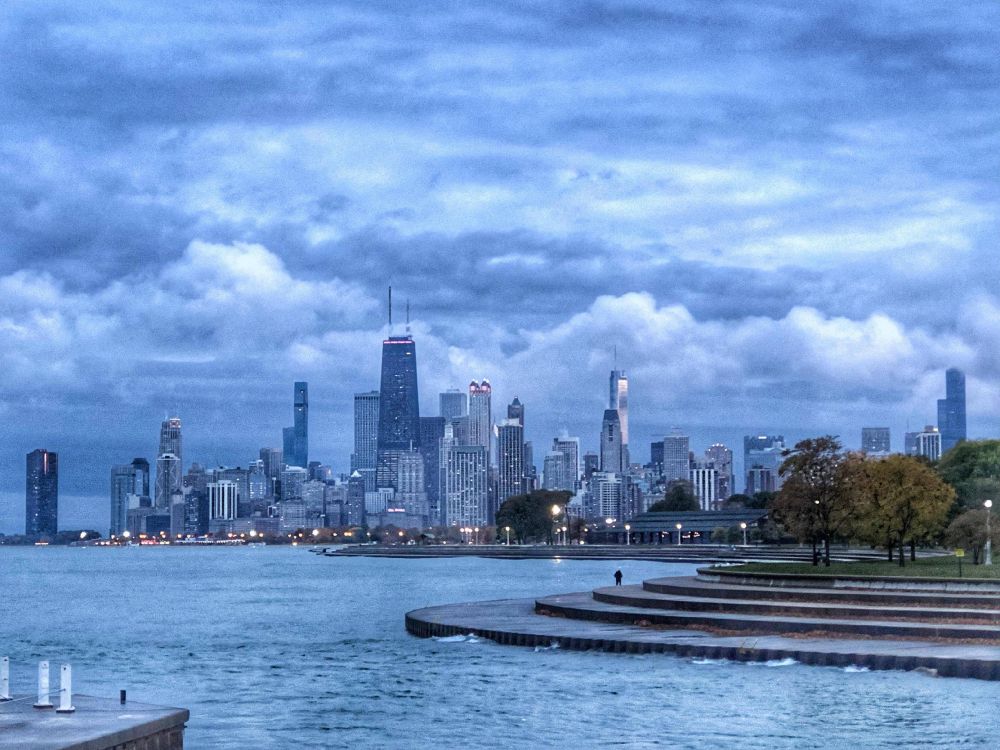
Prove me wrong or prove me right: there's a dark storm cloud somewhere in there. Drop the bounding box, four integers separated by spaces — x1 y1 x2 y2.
1 0 999 530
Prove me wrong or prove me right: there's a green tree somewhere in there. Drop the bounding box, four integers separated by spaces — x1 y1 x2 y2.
936 440 1000 511
849 454 955 567
770 436 851 566
944 508 1000 565
648 480 699 512
722 493 752 509
495 490 572 544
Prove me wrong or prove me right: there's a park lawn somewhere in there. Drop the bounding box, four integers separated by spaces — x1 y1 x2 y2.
727 556 1000 580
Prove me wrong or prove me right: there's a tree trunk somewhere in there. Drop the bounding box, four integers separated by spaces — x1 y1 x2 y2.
910 540 916 562
823 536 831 567
898 540 905 567
811 538 818 566
887 544 893 562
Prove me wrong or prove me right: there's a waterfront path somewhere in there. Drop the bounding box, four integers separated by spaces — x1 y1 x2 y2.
406 571 1000 681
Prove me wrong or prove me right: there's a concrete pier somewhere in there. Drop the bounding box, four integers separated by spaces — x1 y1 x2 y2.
0 694 188 749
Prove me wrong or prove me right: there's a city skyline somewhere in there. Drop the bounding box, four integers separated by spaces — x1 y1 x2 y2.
3 2 1000 531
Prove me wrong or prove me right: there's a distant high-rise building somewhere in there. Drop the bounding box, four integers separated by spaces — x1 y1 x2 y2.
507 397 524 426
377 335 421 489
704 443 733 501
937 368 967 455
259 448 283 495
591 471 623 520
110 459 149 537
690 463 719 511
26 449 58 538
468 381 492 454
649 441 664 476
282 382 309 468
439 389 468 420
551 436 581 490
662 433 690 484
345 471 366 526
861 427 891 455
419 416 446 525
155 417 182 510
609 369 629 446
543 452 568 491
497 417 526 507
443 438 489 527
207 480 239 522
352 391 380 491
600 410 624 474
744 434 785 494
396 449 428 521
908 425 942 462
583 452 600 479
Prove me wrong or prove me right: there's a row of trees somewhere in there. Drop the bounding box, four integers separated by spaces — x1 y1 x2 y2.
772 436 1000 566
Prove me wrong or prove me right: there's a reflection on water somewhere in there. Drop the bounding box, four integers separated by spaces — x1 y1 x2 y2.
2 547 996 749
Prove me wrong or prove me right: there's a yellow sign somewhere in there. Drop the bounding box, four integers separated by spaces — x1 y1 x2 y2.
955 549 965 558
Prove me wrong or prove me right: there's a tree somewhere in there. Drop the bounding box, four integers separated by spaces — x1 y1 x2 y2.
936 440 1000 511
648 480 699 512
495 490 571 544
848 454 955 567
770 436 851 566
722 493 752 509
945 509 1000 564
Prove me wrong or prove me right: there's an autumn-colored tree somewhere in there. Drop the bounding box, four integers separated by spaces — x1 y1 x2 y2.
770 436 851 566
849 454 955 567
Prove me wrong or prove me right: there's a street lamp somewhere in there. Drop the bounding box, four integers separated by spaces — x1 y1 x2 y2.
474 527 479 546
505 525 511 545
675 523 682 546
740 521 748 546
985 500 993 566
624 524 631 546
552 505 561 546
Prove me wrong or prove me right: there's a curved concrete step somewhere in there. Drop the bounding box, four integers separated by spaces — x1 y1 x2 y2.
594 585 1000 623
644 576 1000 609
535 592 1000 642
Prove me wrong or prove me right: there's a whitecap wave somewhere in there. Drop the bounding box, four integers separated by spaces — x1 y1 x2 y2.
843 665 870 673
433 633 482 644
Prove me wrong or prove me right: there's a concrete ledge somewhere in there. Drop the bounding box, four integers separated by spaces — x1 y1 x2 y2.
405 597 1000 681
699 567 1000 593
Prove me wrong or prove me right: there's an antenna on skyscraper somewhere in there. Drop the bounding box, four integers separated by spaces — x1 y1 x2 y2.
614 345 617 370
388 285 392 329
406 299 411 333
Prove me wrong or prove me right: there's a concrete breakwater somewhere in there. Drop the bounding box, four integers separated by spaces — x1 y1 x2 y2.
406 570 1000 681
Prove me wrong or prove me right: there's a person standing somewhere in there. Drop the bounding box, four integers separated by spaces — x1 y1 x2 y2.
614 569 623 586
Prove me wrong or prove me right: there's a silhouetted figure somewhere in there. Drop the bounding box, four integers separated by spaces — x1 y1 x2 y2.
614 569 623 586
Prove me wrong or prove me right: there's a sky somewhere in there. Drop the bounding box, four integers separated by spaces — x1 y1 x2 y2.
2 0 999 532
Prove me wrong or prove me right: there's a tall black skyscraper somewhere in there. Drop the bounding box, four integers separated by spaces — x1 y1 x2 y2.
937 368 966 455
377 334 420 487
283 382 309 468
26 449 58 538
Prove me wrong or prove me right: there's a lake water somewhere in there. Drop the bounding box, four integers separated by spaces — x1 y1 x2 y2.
1 546 997 748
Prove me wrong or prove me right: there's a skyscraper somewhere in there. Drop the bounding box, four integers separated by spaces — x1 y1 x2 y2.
497 417 526 507
507 397 524 426
468 381 492 453
442 438 489 527
908 426 942 461
155 417 182 510
609 369 629 448
662 432 690 484
26 449 58 538
861 427 891 455
352 391 380 491
600 409 624 474
743 434 785 494
937 368 967 454
377 335 421 488
704 443 734 501
439 389 467 420
419 416 446 525
283 382 309 468
110 458 149 537
552 436 581 490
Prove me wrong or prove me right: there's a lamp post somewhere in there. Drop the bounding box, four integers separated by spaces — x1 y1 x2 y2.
624 524 631 546
985 500 993 566
505 526 511 545
740 521 748 546
676 523 682 545
474 527 479 546
552 504 561 546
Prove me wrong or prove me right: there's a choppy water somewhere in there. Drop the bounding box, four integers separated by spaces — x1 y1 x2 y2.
1 547 997 748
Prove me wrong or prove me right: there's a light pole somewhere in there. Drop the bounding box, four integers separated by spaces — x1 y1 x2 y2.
675 523 682 545
474 527 479 546
740 521 748 546
985 500 993 566
505 525 511 545
552 504 561 546
624 524 631 546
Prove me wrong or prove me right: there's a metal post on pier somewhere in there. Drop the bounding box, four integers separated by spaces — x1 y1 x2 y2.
57 664 75 713
34 661 53 709
1 656 10 701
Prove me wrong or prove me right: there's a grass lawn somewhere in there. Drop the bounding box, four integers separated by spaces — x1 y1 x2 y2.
726 556 1000 580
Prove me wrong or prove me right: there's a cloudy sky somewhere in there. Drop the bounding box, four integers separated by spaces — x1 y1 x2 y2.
2 0 998 531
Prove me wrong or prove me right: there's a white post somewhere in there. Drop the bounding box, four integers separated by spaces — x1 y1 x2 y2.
1 657 10 701
57 664 75 713
34 661 53 709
